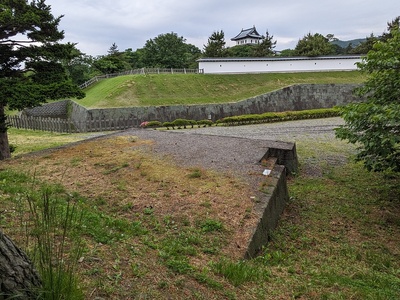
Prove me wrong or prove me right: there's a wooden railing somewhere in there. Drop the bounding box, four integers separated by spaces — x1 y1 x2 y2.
79 68 202 89
8 115 140 133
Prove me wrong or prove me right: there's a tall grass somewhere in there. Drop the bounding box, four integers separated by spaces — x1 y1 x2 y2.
26 186 84 300
0 170 85 300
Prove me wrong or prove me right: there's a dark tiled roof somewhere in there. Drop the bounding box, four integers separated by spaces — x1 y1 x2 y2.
231 26 263 41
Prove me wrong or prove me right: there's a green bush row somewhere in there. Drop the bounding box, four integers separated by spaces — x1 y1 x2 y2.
141 108 341 129
216 108 340 126
162 119 213 129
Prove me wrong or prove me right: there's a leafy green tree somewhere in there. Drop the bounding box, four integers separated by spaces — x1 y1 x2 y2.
93 43 130 74
226 44 254 57
141 32 200 68
64 53 99 85
279 48 296 56
294 33 335 56
0 0 84 160
123 48 145 69
184 43 202 68
336 26 400 172
203 30 227 57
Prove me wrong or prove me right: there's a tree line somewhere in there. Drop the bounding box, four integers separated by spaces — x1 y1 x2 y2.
66 20 398 86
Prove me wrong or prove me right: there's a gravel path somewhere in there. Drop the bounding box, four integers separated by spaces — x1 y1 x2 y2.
168 117 344 143
116 117 344 190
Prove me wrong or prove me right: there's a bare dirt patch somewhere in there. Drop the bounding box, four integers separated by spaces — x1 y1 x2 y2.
3 133 272 298
5 135 261 257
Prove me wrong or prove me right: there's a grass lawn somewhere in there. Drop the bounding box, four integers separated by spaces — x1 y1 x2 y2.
7 128 107 157
1 126 398 299
77 71 366 108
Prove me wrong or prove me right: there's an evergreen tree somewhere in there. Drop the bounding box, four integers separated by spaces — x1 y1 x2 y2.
203 30 227 57
93 43 130 74
0 0 84 160
252 30 276 57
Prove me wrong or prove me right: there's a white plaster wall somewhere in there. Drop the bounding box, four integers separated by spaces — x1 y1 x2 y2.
199 57 361 74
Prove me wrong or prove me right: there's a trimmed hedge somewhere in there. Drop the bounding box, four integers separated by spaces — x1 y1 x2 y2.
145 108 341 129
162 121 174 129
216 108 340 126
144 121 162 128
197 120 213 127
163 119 208 129
172 119 193 129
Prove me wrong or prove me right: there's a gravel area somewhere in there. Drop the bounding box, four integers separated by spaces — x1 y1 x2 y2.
115 117 344 190
168 117 344 143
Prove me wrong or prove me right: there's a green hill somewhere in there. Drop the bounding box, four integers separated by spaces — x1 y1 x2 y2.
331 38 366 48
77 71 365 108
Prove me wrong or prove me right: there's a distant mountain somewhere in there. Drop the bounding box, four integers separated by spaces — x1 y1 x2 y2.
331 38 366 48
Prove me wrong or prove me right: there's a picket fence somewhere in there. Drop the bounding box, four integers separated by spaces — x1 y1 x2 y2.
79 68 201 89
8 115 139 133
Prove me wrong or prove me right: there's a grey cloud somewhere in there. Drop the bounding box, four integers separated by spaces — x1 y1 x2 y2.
47 0 398 55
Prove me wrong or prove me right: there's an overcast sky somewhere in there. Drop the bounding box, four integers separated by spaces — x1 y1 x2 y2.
46 0 398 56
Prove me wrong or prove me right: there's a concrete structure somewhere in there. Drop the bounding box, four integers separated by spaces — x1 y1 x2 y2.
231 26 263 45
198 55 362 74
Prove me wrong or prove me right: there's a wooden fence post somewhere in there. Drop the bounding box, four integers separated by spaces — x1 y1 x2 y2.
7 113 144 133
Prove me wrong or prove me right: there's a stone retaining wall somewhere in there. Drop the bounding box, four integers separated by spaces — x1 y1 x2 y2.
22 100 70 119
72 84 361 124
24 84 362 128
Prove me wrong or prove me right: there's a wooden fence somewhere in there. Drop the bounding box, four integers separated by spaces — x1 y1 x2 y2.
8 115 139 133
79 68 202 89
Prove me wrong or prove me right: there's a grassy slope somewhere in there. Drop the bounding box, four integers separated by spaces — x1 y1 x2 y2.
77 71 365 108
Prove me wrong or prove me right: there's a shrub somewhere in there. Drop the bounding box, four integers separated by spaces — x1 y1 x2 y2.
188 120 197 128
197 120 213 127
172 119 191 129
216 108 340 126
162 121 174 129
145 121 162 128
